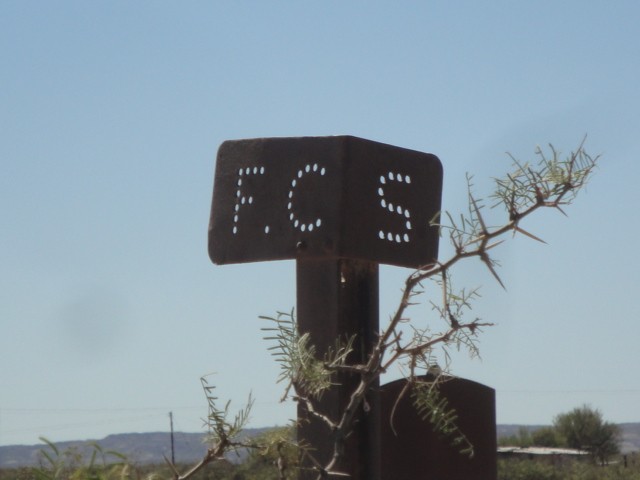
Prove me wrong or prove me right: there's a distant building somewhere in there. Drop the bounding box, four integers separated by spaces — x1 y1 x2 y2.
498 446 589 466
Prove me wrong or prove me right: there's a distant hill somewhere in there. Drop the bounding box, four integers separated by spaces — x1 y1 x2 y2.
496 424 547 438
0 429 270 469
2 424 639 468
619 423 640 454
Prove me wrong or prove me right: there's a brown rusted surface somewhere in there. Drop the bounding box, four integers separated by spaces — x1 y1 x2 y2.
208 136 442 269
380 375 497 480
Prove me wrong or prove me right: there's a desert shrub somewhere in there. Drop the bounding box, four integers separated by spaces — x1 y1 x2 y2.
498 459 562 480
499 456 640 480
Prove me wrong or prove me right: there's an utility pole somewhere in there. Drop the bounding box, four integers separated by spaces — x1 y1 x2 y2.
169 411 175 465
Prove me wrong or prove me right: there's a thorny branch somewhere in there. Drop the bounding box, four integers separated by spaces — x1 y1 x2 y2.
291 139 599 478
164 376 258 480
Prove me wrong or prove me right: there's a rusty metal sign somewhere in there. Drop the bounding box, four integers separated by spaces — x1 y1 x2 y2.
208 136 443 269
208 136 453 479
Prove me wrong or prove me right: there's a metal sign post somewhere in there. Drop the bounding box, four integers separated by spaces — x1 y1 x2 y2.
209 136 443 479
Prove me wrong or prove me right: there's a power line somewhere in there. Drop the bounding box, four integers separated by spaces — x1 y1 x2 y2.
0 406 203 414
499 389 640 394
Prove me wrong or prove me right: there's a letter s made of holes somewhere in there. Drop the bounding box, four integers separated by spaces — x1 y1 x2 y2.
378 172 412 243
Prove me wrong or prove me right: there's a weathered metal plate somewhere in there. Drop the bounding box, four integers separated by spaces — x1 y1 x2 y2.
380 375 497 480
208 136 443 269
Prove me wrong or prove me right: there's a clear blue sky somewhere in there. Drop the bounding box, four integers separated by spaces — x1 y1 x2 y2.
1 1 639 446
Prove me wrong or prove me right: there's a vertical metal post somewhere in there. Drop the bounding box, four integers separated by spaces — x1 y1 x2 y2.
296 258 380 480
